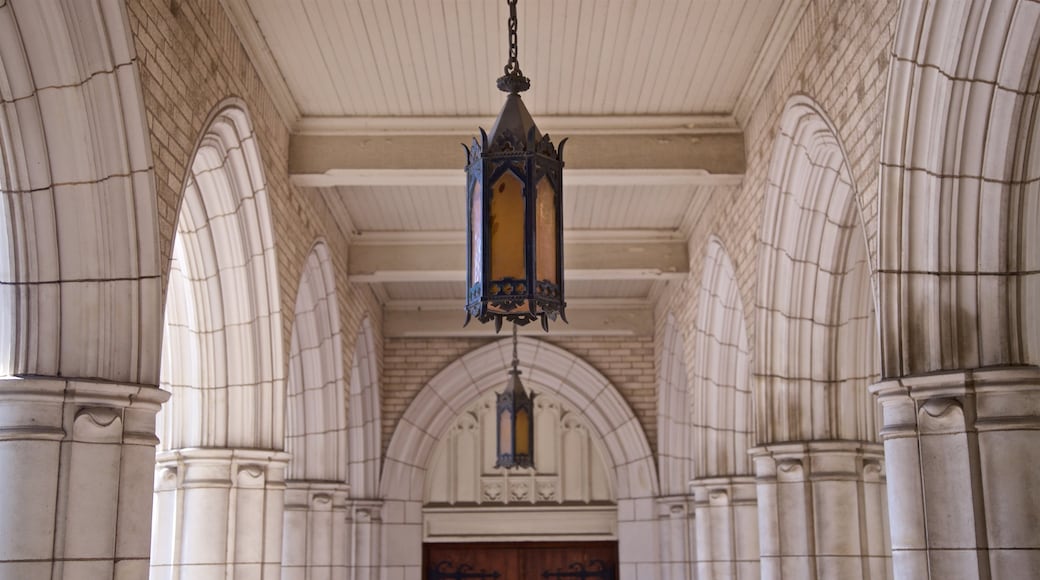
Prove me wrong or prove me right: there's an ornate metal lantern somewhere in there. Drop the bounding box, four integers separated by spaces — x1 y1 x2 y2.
465 0 566 333
495 324 535 469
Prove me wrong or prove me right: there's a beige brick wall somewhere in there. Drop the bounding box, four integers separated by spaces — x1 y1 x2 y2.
128 0 381 382
381 336 658 459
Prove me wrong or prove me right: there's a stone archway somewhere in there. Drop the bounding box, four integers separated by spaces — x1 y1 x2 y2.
379 337 659 579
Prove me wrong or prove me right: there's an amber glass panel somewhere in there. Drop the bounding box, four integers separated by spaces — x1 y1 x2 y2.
515 408 530 455
470 181 482 285
498 409 512 457
490 172 526 281
535 177 557 284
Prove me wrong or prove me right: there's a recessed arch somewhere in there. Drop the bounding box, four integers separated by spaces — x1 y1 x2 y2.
381 337 659 502
286 241 346 481
657 314 693 495
691 238 753 476
348 316 382 498
756 95 879 444
0 0 159 383
879 0 1040 376
158 101 283 450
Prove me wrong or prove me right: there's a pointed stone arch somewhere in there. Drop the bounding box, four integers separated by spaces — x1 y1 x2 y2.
286 241 346 481
379 337 659 577
691 238 753 477
755 95 879 444
348 316 382 498
657 314 693 495
158 100 284 450
879 0 1040 376
0 0 160 383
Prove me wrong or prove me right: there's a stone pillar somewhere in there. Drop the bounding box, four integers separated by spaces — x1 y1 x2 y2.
0 377 167 580
151 448 290 580
750 441 890 580
349 500 383 580
690 476 759 580
281 482 351 580
871 367 1040 580
656 496 695 580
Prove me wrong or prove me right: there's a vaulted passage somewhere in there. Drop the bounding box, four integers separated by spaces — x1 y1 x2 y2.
0 2 1037 580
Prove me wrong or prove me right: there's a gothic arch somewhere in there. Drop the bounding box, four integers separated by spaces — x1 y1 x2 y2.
879 0 1040 376
381 337 659 502
286 241 346 481
657 314 693 494
158 101 283 450
348 316 382 498
691 238 753 476
756 96 879 444
0 0 159 383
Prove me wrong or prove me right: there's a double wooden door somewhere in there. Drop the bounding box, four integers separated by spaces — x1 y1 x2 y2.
424 541 617 580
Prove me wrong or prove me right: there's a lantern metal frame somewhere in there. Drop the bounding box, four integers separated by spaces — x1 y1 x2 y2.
464 0 567 333
494 324 535 469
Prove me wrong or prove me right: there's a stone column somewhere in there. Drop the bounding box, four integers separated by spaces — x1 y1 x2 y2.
871 367 1040 580
750 441 890 580
0 377 168 580
656 496 695 580
282 482 351 580
349 500 383 580
151 448 290 580
690 476 759 580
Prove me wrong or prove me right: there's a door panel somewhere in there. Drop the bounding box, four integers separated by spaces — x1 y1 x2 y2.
424 542 617 580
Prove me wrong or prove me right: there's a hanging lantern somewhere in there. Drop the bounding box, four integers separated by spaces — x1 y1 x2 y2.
495 324 535 469
465 0 567 333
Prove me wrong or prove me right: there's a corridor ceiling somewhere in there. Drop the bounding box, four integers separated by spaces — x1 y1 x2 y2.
221 0 808 336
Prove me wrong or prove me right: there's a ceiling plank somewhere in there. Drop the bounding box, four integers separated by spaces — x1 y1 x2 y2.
348 235 688 283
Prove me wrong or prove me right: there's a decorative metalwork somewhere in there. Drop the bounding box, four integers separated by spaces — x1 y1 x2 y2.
495 324 535 469
541 560 616 579
429 561 502 580
465 0 567 332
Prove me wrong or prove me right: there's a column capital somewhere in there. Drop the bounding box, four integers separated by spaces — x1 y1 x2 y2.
748 441 885 482
870 366 1040 437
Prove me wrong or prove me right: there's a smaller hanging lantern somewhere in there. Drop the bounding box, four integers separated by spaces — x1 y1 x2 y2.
495 324 535 469
465 0 567 333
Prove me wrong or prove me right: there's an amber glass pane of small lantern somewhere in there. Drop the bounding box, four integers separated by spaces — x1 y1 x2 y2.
489 172 526 281
535 177 557 285
498 409 513 457
514 408 530 455
470 181 482 285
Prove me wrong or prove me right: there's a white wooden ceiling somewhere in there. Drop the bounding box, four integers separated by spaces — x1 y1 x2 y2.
245 0 787 118
221 0 808 334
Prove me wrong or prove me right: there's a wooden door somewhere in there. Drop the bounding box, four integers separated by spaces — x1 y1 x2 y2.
424 541 617 580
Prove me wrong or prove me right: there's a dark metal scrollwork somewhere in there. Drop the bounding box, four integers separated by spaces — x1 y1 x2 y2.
429 560 502 580
542 559 616 579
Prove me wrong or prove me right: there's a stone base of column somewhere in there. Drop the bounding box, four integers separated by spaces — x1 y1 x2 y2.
655 495 695 580
872 366 1040 580
690 475 759 580
750 441 891 580
282 481 351 580
151 448 290 580
349 499 383 580
0 377 168 580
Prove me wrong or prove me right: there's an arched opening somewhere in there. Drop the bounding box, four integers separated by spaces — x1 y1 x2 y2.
152 102 286 579
348 316 382 499
380 337 660 578
657 314 693 496
752 96 888 580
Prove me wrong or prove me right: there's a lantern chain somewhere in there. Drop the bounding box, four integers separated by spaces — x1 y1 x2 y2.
497 0 530 93
511 322 519 372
